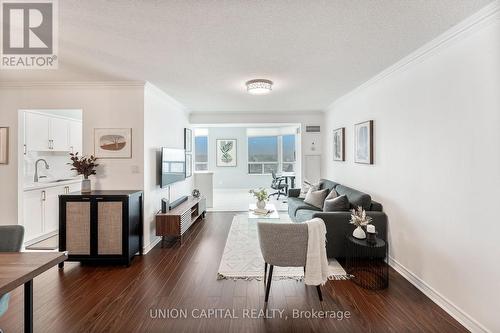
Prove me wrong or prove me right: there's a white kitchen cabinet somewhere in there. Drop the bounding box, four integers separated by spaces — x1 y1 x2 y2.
50 117 70 151
25 112 50 152
44 186 63 234
23 182 81 243
23 189 45 241
69 120 83 154
24 112 77 152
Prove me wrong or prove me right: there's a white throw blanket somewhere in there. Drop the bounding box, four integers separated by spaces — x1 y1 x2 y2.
304 218 330 285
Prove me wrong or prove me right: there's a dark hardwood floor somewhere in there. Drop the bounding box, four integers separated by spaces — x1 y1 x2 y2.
0 212 467 333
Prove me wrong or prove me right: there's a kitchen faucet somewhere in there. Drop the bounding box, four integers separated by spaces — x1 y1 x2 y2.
34 159 50 182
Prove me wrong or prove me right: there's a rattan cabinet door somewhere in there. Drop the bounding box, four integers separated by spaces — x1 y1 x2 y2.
97 201 123 255
66 201 91 255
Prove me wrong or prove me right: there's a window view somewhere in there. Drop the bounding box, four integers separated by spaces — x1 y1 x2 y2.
282 134 296 172
248 134 296 174
194 133 208 171
248 136 278 174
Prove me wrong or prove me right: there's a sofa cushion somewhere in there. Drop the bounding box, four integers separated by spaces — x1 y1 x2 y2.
287 197 322 216
319 179 339 193
299 180 320 198
304 188 329 209
294 209 317 222
335 184 372 210
323 194 350 212
325 189 338 200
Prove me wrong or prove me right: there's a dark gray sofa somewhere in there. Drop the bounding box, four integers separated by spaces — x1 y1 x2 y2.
288 179 388 259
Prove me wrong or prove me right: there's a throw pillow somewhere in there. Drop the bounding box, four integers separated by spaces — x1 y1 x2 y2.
323 194 349 212
304 188 329 209
324 189 338 201
299 180 320 199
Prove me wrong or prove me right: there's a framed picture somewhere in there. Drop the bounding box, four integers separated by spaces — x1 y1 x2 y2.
94 128 132 159
185 154 192 178
184 128 192 152
354 120 373 164
332 127 345 161
216 139 237 167
0 127 8 165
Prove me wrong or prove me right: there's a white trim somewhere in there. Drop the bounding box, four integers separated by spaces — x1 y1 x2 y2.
0 81 146 88
388 256 490 333
329 0 500 109
143 236 162 255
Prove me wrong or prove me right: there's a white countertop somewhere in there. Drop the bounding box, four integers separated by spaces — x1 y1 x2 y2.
24 177 82 191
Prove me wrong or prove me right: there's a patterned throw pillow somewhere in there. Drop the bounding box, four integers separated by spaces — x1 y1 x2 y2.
299 180 320 199
304 188 329 209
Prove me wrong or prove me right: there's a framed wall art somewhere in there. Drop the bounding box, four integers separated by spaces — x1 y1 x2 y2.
332 127 345 161
94 128 132 159
354 120 373 164
216 139 237 167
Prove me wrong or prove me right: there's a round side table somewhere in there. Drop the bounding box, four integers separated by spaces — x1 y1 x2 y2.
345 235 388 290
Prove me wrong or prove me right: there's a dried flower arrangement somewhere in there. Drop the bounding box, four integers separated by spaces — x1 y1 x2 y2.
350 206 373 227
68 153 99 179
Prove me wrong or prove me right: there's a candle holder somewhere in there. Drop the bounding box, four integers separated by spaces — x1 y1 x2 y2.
366 231 378 246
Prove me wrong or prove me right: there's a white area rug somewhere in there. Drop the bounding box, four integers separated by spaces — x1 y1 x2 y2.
217 214 350 281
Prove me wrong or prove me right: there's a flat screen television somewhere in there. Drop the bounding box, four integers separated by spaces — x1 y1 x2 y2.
161 148 186 187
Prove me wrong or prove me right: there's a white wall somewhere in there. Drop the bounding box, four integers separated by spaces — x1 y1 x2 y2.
0 83 145 226
323 12 500 333
143 83 193 249
190 112 324 187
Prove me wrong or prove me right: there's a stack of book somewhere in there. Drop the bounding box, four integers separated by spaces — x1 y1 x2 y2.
251 208 274 216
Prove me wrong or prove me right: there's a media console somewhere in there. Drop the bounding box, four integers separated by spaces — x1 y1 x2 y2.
155 196 206 244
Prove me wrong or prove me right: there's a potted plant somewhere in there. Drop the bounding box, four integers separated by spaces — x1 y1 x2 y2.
249 188 268 210
68 153 99 193
349 206 373 239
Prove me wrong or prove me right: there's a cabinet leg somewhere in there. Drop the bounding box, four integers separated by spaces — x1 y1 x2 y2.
58 262 64 269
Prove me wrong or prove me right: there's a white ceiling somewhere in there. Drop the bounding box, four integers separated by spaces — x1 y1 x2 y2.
0 0 493 112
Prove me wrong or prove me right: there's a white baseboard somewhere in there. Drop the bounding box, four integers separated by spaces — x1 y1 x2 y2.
388 256 490 333
143 236 162 254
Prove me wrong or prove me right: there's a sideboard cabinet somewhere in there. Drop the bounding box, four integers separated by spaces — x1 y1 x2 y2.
59 190 143 267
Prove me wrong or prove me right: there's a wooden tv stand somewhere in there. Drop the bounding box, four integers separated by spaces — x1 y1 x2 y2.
155 196 206 244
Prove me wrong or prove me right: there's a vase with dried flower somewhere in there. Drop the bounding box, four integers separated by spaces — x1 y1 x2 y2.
249 188 268 209
68 153 99 193
349 206 373 239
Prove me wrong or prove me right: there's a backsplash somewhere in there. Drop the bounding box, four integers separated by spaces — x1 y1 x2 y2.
24 151 78 183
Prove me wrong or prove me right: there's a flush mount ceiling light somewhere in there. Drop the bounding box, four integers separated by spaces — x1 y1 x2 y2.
246 79 273 95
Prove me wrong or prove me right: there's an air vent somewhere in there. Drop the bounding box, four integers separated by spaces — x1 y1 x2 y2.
306 126 320 133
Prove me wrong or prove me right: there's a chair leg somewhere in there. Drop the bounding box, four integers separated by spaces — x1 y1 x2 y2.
264 262 268 285
316 285 323 302
265 265 274 303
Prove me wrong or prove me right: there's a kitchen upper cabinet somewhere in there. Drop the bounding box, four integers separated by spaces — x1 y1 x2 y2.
24 112 81 152
25 112 50 152
50 117 70 151
69 120 83 154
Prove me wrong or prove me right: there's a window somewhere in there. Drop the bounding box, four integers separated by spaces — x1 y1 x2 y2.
282 134 296 172
248 136 278 174
194 130 208 171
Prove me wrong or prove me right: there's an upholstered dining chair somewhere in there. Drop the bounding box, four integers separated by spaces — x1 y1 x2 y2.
0 225 25 318
257 222 323 306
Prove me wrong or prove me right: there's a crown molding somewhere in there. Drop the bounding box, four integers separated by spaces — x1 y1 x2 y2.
0 81 146 88
328 0 500 110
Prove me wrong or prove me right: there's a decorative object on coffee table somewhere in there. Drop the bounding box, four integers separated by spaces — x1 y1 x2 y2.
345 235 388 290
249 188 268 209
354 120 373 164
366 224 377 245
350 206 372 239
68 153 99 193
94 128 132 158
192 189 201 198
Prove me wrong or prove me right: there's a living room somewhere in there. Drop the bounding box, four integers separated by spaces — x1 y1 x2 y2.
0 1 499 333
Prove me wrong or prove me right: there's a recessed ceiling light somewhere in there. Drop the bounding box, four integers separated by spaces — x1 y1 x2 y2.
246 79 273 95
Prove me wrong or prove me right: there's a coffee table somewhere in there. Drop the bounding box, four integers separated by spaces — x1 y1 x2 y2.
248 203 280 219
